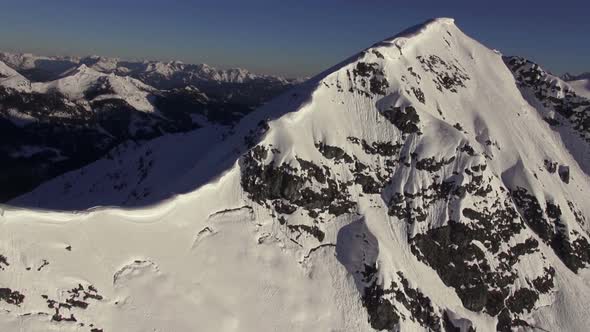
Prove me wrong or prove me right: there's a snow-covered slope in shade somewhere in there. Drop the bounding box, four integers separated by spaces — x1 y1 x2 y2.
560 72 590 98
9 125 229 209
0 61 31 91
3 18 590 332
31 64 157 113
568 79 590 99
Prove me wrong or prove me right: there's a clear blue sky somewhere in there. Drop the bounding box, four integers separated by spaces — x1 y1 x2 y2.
0 0 587 77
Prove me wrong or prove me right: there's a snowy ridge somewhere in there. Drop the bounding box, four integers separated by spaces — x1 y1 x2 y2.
2 18 590 332
0 51 294 86
0 60 31 92
31 64 157 113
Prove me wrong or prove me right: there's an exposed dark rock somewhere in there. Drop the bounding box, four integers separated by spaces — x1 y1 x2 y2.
380 105 421 135
0 288 25 306
532 267 555 294
543 117 561 126
154 87 252 126
350 62 389 96
415 156 455 172
360 140 402 157
52 312 76 322
242 159 304 203
417 55 470 92
297 158 327 183
241 146 356 218
43 284 103 325
244 120 270 149
83 77 116 100
409 193 527 316
272 200 297 214
371 50 384 59
392 272 441 331
411 87 426 104
0 254 8 270
558 165 570 183
37 259 49 271
506 288 538 314
497 238 539 267
459 144 475 156
544 159 557 173
354 173 382 194
315 142 353 163
362 269 400 331
287 224 325 242
442 311 460 332
511 187 590 272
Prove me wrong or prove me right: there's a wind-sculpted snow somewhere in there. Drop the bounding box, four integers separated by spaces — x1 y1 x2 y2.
2 18 590 332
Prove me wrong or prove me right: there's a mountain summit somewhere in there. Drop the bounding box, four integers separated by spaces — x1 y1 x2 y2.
2 18 590 332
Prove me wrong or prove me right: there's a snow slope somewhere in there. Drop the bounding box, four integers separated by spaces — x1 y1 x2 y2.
3 18 590 332
0 60 31 92
568 79 590 99
31 64 157 113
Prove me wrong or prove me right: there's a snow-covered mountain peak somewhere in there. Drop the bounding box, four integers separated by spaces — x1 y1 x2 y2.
368 17 458 53
66 63 96 75
384 17 456 42
3 18 590 332
144 61 184 77
31 63 157 112
225 18 590 330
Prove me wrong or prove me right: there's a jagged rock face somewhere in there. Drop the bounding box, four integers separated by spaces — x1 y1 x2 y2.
2 18 590 332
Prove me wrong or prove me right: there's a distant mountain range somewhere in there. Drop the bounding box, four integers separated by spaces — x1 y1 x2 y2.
0 51 299 201
562 72 590 81
0 51 299 84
